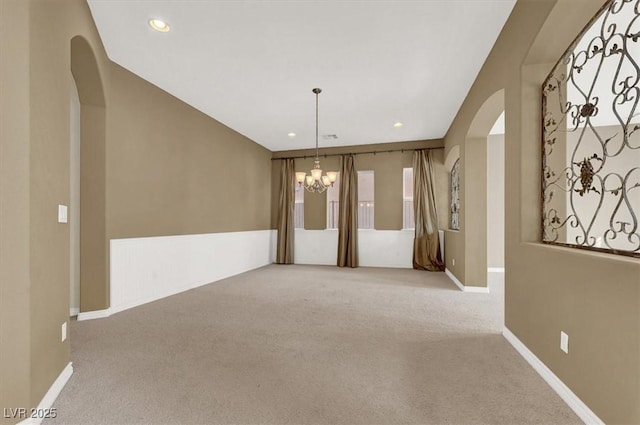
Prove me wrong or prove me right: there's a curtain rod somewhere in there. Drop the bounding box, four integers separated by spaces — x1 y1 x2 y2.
271 146 444 161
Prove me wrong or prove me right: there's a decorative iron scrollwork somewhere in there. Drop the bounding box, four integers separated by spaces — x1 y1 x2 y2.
574 154 602 196
542 0 640 257
450 159 460 231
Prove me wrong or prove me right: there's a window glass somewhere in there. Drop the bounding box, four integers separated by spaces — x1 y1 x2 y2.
358 171 374 229
294 184 304 229
403 168 414 229
326 173 340 229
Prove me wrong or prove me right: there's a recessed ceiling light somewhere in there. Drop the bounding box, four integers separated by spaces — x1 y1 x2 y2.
149 19 170 32
393 122 404 128
287 132 296 137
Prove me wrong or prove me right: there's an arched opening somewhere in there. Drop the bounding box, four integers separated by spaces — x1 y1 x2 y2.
69 75 80 315
463 89 504 289
487 111 505 272
70 35 108 314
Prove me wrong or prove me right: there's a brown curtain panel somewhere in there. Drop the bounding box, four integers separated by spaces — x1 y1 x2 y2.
276 158 295 264
413 150 445 271
337 154 358 267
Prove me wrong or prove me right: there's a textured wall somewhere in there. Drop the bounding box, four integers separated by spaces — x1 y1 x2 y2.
0 0 273 419
444 0 640 422
0 1 32 420
106 64 272 239
486 134 505 269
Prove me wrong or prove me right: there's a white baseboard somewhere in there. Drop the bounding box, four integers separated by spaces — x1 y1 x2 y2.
464 285 490 293
502 327 604 425
76 308 111 321
445 268 490 293
445 268 465 290
17 362 73 425
488 267 505 273
69 307 79 317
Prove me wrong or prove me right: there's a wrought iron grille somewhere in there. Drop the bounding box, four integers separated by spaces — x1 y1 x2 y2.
450 159 460 230
542 0 640 257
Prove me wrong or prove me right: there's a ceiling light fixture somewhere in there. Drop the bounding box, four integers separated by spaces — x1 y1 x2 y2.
287 132 296 137
295 88 337 193
149 19 170 32
393 121 404 128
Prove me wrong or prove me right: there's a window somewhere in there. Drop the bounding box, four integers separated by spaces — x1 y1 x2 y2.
326 173 340 229
542 0 639 257
326 171 375 229
403 168 414 229
294 184 304 229
358 171 374 229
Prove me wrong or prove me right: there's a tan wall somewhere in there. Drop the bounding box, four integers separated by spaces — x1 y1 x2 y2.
79 105 108 311
71 35 109 312
487 134 505 268
464 137 488 286
106 64 272 239
0 1 32 421
445 0 640 422
0 0 273 419
271 139 447 231
28 0 75 408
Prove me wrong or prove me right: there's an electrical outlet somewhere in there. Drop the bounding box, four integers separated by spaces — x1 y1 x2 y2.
61 322 67 342
560 331 569 354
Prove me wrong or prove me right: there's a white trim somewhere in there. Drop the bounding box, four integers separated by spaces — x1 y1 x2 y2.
69 308 79 317
445 268 490 293
76 308 111 321
17 362 73 425
445 268 465 291
488 267 505 273
464 285 490 293
503 327 604 425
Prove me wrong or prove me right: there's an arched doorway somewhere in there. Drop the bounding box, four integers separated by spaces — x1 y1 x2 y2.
70 36 108 315
463 89 504 288
487 111 505 273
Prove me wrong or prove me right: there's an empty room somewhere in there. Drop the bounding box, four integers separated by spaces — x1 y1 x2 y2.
1 0 638 424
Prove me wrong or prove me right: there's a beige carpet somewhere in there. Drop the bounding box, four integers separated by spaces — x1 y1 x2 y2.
46 265 581 425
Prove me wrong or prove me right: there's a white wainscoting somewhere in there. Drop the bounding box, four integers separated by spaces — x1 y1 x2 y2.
109 230 276 314
358 230 414 268
290 229 438 268
293 229 338 265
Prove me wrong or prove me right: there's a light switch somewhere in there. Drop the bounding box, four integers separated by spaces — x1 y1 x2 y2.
58 205 68 223
61 321 67 342
560 331 569 354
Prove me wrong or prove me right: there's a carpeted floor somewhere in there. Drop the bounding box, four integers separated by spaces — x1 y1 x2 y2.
46 265 581 425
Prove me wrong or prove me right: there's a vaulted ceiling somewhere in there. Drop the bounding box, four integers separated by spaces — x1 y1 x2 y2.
87 0 515 151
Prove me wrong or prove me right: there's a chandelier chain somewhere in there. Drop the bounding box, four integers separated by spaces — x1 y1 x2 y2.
295 88 337 193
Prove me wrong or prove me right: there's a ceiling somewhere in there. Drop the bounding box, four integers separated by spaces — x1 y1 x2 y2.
87 0 515 152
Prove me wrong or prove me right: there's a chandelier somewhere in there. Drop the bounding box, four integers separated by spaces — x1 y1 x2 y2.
295 88 337 193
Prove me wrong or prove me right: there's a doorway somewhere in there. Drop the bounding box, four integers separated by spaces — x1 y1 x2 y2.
70 35 108 315
70 75 81 316
487 111 505 273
